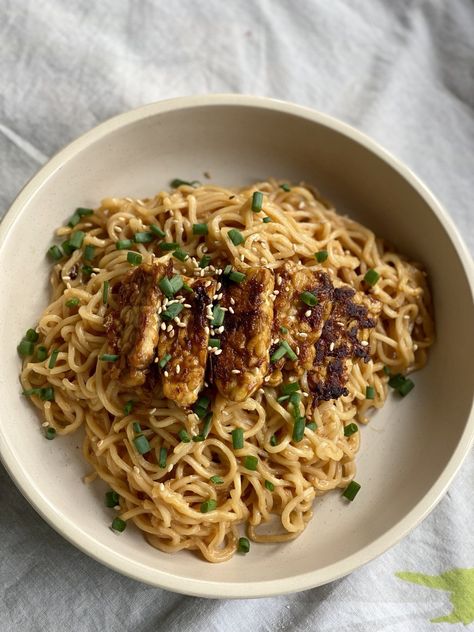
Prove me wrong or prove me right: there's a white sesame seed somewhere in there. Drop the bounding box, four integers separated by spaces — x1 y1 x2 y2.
240 254 245 261
305 309 311 317
177 321 186 328
231 369 241 374
92 267 101 273
214 349 223 355
220 307 228 312
299 332 308 338
229 306 235 314
164 370 169 377
41 421 49 427
413 344 418 351
204 326 210 334
154 357 159 363
204 280 212 287
161 322 166 330
361 340 369 346
200 269 205 276
276 275 282 285
159 483 165 491
295 346 300 355
216 282 222 291
404 315 410 320
230 297 235 305
217 326 224 333
273 290 279 295
169 329 175 337
183 303 191 308
264 376 270 382
216 293 223 300
66 282 71 289
167 324 173 332
176 365 181 374
329 342 335 351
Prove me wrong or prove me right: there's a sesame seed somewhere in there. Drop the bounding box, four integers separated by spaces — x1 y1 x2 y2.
273 290 279 295
413 344 418 351
299 332 308 338
167 324 173 332
220 307 228 312
177 321 186 328
276 275 282 286
204 280 212 287
66 282 71 289
154 357 159 363
240 254 245 261
264 376 270 382
92 267 101 273
229 306 235 314
258 388 264 394
295 346 300 355
200 269 205 276
167 464 173 472
216 282 222 292
214 349 223 355
231 369 241 374
204 326 210 334
216 293 223 300
329 342 335 351
161 322 166 330
230 297 235 305
164 370 169 377
176 365 181 374
41 421 49 427
361 340 369 346
305 309 311 317
183 303 191 308
169 329 175 337
217 326 224 333
403 315 410 320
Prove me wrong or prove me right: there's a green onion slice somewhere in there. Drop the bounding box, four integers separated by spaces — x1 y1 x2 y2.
36 346 48 362
84 245 95 261
306 421 317 431
232 427 244 450
365 385 375 400
134 231 153 243
270 434 278 446
161 303 184 321
159 241 179 251
237 537 250 553
315 250 328 263
243 455 258 471
171 178 200 188
281 381 300 395
111 517 126 532
364 268 380 286
150 224 166 237
208 338 221 349
99 354 119 362
48 245 63 261
178 429 191 443
264 480 275 491
210 475 224 485
212 305 225 327
173 247 189 262
133 435 151 455
228 229 244 246
45 427 56 440
105 491 119 508
344 423 358 437
116 239 133 250
199 254 211 268
127 251 142 266
280 183 291 192
48 349 59 369
123 400 134 415
229 270 246 283
69 231 85 250
251 191 263 212
18 340 34 357
292 417 305 442
262 217 272 223
342 480 361 501
158 353 172 368
25 328 39 342
158 446 167 468
65 298 80 308
132 421 141 434
192 223 208 235
200 499 217 513
300 291 318 307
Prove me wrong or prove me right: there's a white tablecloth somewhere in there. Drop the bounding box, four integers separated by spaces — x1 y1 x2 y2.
1 1 473 630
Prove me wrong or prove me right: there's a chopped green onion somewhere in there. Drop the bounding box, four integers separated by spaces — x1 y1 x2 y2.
270 343 287 363
383 365 391 376
237 537 250 553
364 268 380 286
228 229 244 246
200 412 213 439
243 455 258 471
158 446 167 468
132 421 142 434
102 280 109 305
192 435 205 442
200 499 217 513
81 265 93 278
161 302 184 320
45 427 56 440
281 381 300 395
223 264 233 276
315 250 328 263
105 491 119 507
48 349 59 369
116 239 133 250
388 374 406 389
365 385 375 400
199 254 212 268
84 245 95 261
292 417 306 442
123 400 134 415
173 247 189 262
262 217 272 223
134 231 153 244
40 387 54 401
61 240 75 256
208 338 221 349
229 270 246 283
232 427 244 450
159 241 179 251
300 291 318 307
133 434 151 455
111 517 126 532
69 231 85 250
344 423 358 437
281 340 297 361
18 340 34 357
264 480 275 491
182 282 194 293
67 212 81 228
192 223 208 235
159 277 174 298
212 305 225 327
47 245 63 261
65 298 80 308
36 346 48 362
25 328 39 342
127 251 142 266
150 224 166 238
193 396 210 419
178 429 191 443
270 434 278 446
306 421 317 431
280 183 291 192
171 178 200 188
251 191 263 212
99 354 119 362
289 392 302 417
210 475 224 485
280 325 288 334
342 480 361 501
76 207 94 217
277 395 289 403
398 378 415 397
158 353 172 368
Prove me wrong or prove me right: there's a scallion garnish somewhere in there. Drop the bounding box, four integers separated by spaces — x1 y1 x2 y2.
344 423 358 437
342 481 361 501
300 291 318 307
251 191 263 212
306 421 317 431
200 499 217 513
105 490 119 508
69 231 85 250
223 264 233 276
103 280 109 305
264 480 275 491
47 245 63 261
229 270 246 283
270 434 278 446
199 254 212 268
280 325 288 334
201 412 213 439
171 178 200 188
262 217 272 223
158 446 167 468
192 435 205 442
365 385 375 400
388 373 415 396
158 277 174 298
292 417 305 443
158 353 172 368
132 421 141 434
134 231 153 244
193 396 210 419
315 250 328 263
383 365 391 376
111 517 126 532
18 340 34 357
228 229 244 246
270 343 287 363
364 268 380 286
48 349 59 369
133 434 151 455
116 239 133 250
397 378 415 397
212 305 225 327
178 429 191 443
243 455 258 471
99 354 119 362
182 282 194 293
173 247 189 262
76 207 93 217
127 251 142 266
160 303 184 320
81 265 93 278
237 537 250 553
210 475 224 485
208 338 221 348
192 223 208 235
159 241 179 251
65 298 80 308
281 340 297 361
25 328 39 342
36 346 48 362
62 240 75 256
123 400 134 415
23 387 54 401
280 183 291 192
45 427 56 440
84 245 95 261
150 224 166 238
281 381 300 395
232 427 244 450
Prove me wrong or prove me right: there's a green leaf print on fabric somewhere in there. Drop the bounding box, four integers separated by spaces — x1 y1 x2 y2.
396 568 474 625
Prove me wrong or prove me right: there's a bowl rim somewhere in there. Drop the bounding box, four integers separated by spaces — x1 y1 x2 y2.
1 94 473 598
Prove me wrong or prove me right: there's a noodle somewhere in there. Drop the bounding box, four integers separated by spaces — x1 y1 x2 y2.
20 179 434 562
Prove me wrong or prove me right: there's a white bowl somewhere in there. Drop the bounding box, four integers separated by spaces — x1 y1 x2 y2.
1 95 473 598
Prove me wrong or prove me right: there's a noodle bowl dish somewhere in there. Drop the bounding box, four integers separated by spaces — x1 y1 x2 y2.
1 96 473 597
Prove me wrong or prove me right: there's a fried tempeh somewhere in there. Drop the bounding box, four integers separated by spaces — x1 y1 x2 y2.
213 267 274 402
157 276 217 407
105 261 168 387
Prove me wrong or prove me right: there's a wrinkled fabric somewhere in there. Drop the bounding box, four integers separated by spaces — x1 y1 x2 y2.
0 1 473 630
